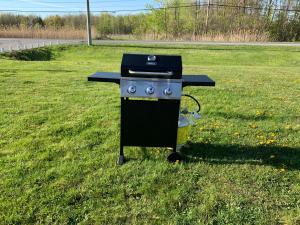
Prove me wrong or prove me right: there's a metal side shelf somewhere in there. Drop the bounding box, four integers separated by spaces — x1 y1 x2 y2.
88 72 215 87
182 75 215 87
88 72 120 84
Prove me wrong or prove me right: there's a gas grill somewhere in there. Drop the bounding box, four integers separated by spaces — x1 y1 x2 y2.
88 53 215 165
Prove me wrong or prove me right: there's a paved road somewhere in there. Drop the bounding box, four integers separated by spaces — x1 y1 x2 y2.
0 38 83 52
0 38 299 52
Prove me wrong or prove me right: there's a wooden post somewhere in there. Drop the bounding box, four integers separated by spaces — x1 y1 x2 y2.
193 0 198 38
174 7 177 38
196 0 200 37
177 6 180 37
165 7 168 39
205 0 211 34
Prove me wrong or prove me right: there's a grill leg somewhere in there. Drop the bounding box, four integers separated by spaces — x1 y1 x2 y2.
118 98 125 165
118 145 125 165
118 156 125 165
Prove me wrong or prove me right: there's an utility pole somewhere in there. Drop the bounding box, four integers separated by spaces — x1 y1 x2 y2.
205 0 210 34
86 0 92 45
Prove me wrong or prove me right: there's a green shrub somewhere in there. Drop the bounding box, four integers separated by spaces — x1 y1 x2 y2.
4 48 52 61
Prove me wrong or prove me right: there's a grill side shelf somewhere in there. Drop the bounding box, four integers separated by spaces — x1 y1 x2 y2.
182 75 215 87
88 72 120 84
87 73 215 87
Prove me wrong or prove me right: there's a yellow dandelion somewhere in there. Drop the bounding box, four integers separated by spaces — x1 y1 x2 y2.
234 132 240 136
285 125 291 130
259 141 265 145
256 111 262 116
250 124 258 129
266 139 275 145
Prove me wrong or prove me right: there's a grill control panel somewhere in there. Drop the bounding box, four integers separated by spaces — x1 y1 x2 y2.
121 77 182 100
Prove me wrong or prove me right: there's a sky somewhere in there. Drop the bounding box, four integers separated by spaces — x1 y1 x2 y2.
0 0 157 17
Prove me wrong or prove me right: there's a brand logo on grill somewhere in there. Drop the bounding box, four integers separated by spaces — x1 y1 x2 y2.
147 55 157 65
147 55 156 62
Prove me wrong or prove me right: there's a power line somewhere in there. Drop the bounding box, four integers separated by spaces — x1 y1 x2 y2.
11 0 140 3
7 4 148 9
0 9 148 13
0 3 299 13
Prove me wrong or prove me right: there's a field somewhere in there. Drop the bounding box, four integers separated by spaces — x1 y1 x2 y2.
0 27 268 42
0 44 299 224
0 27 86 40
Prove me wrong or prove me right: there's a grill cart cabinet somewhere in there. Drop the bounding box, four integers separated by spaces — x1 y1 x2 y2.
88 53 215 165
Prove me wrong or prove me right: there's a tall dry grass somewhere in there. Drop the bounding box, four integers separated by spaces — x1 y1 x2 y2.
190 31 269 42
0 26 269 42
129 30 269 42
0 26 89 39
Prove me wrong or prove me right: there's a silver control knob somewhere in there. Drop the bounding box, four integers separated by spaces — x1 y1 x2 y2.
146 86 155 95
127 85 136 94
164 87 172 96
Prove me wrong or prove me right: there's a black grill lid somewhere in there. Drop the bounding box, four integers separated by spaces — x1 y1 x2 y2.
121 53 182 79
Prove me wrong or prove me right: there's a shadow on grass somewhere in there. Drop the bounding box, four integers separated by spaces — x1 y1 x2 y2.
211 111 269 121
0 152 11 158
0 69 76 73
181 143 300 170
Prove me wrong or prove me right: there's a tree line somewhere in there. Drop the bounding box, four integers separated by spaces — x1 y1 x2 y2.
0 14 87 30
0 0 299 41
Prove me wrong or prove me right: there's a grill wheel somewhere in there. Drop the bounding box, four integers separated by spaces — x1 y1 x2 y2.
167 152 183 163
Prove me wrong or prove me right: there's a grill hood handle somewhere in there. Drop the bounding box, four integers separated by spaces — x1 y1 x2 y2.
128 70 174 76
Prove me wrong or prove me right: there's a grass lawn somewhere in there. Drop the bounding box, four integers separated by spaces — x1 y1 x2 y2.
0 44 300 224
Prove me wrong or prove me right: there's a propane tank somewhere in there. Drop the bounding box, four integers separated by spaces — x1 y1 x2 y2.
177 94 202 150
177 114 191 150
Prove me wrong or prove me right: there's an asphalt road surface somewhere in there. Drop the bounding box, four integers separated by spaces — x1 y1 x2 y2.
0 38 299 52
0 38 83 52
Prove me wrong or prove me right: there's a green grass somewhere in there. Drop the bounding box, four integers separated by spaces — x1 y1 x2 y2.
0 44 300 225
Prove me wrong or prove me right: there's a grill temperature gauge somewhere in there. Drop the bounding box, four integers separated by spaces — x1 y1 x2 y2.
127 85 136 94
